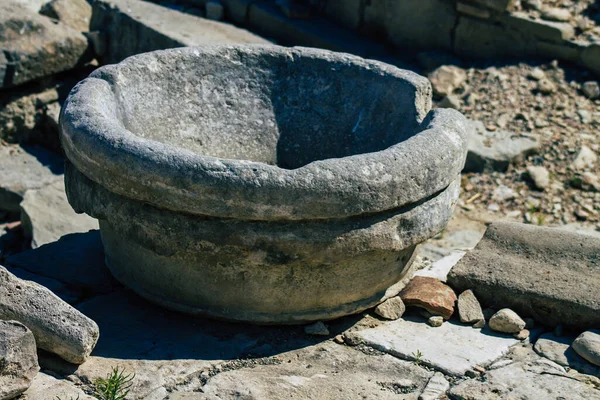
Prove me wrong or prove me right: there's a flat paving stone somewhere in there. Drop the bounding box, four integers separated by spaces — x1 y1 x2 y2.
449 349 600 399
345 317 519 376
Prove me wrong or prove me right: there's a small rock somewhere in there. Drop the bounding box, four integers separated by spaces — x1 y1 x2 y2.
304 321 329 336
581 172 600 191
0 320 39 400
487 203 500 212
514 329 529 340
573 330 600 366
489 308 526 334
0 265 99 364
374 297 405 320
428 316 444 327
438 94 461 109
523 0 541 10
537 78 556 94
492 185 516 202
582 81 600 99
419 372 449 400
428 65 467 97
534 333 584 368
541 7 572 22
528 67 546 80
526 166 550 190
333 334 344 344
400 276 457 320
572 146 597 170
457 289 485 326
205 0 224 20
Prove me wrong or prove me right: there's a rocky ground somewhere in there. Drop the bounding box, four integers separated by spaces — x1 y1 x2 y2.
1 0 600 399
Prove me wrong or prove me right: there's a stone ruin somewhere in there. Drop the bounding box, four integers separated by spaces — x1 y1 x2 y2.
0 0 600 399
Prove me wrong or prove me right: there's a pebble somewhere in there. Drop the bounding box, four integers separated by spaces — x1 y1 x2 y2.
428 316 444 327
333 334 344 344
489 308 526 333
304 321 329 336
526 166 550 190
457 289 485 326
492 185 516 203
572 330 600 366
537 78 556 94
582 81 600 99
528 67 546 80
428 65 467 96
374 297 405 320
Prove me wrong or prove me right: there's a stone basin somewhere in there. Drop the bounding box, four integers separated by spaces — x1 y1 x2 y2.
60 45 469 324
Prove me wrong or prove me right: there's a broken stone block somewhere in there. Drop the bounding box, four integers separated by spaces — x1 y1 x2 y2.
0 320 39 400
90 0 268 64
20 180 99 248
40 0 92 31
400 277 457 319
0 2 90 88
0 265 99 364
0 145 64 212
447 221 600 329
464 120 540 172
419 372 449 400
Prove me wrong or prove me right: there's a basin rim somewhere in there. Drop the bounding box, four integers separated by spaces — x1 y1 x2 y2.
60 45 469 220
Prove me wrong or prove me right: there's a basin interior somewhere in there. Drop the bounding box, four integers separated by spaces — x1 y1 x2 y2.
113 48 425 169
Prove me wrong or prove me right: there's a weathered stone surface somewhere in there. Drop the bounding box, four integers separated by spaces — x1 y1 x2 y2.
400 277 457 319
489 308 526 333
0 265 99 364
583 81 600 100
20 180 99 248
6 266 79 304
0 145 63 212
90 0 268 64
418 372 449 400
40 0 92 31
346 317 519 376
0 320 39 400
573 330 600 367
0 2 89 88
428 65 467 97
534 333 600 374
420 228 484 261
374 297 405 320
22 372 95 400
449 349 600 399
447 221 600 329
5 231 115 295
464 120 540 172
457 289 485 325
61 45 469 323
541 7 571 22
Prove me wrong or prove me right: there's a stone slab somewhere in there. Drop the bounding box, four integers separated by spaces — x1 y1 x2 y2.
0 1 90 88
414 250 466 281
91 0 269 64
449 350 600 399
448 221 600 329
346 317 519 376
6 231 115 295
0 145 64 212
21 180 99 248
